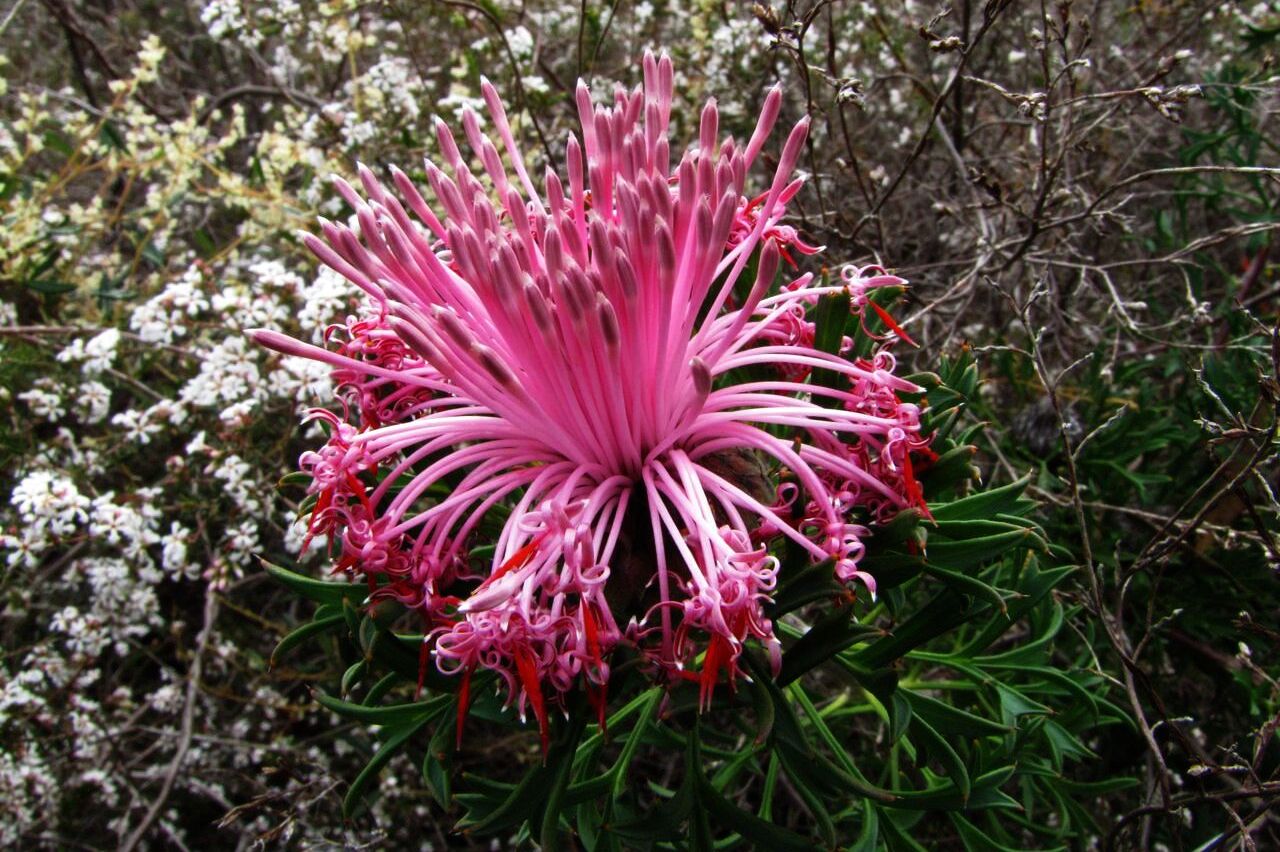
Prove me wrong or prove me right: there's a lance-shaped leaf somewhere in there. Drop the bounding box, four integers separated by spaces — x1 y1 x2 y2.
887 765 1020 812
903 690 1012 739
316 691 449 727
810 289 852 400
261 558 365 608
270 612 343 666
931 473 1033 522
910 714 972 802
778 608 882 685
343 711 435 817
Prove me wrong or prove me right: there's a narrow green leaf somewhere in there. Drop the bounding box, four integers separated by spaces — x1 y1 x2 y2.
270 613 343 665
810 289 852 399
610 688 661 796
768 558 841 615
847 801 879 852
27 279 77 295
1053 775 1141 795
363 672 400 706
995 683 1052 724
423 748 452 807
343 714 433 817
931 474 1032 522
316 691 447 726
850 592 980 669
778 609 881 685
695 767 814 851
457 766 551 833
261 558 365 607
887 766 1020 812
926 528 1044 570
954 564 1074 658
341 660 367 695
950 813 1057 852
540 715 586 852
920 562 1011 614
903 691 1011 739
776 746 838 847
910 715 971 802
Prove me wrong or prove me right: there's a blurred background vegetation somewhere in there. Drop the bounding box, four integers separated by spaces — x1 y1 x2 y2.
1 0 1277 848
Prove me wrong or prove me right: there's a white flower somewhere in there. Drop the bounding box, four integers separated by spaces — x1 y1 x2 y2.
11 470 89 536
17 384 65 422
80 329 122 374
111 409 162 444
161 522 197 580
505 26 534 59
2 526 50 568
223 518 260 566
186 431 211 455
77 380 112 424
297 267 352 341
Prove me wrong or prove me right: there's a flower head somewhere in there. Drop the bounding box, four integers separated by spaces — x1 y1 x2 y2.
253 52 930 745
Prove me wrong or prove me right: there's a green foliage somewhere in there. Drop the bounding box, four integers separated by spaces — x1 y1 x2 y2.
271 348 1124 849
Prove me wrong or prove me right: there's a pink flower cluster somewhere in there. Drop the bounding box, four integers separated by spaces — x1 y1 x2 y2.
253 53 930 746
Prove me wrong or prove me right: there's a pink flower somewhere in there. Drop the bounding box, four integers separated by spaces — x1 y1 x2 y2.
252 52 930 747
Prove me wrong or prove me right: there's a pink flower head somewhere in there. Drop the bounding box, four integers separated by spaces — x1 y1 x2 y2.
252 52 930 746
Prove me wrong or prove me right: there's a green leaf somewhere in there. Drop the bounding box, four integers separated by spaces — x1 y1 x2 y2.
609 688 661 796
847 801 879 852
1042 719 1095 767
315 692 447 726
769 558 842 615
42 129 74 157
950 813 1056 852
902 691 1011 739
810 289 852 398
270 612 343 665
564 773 613 806
27 279 78 295
99 120 127 151
423 748 452 808
540 714 586 852
261 558 365 607
880 812 932 851
341 659 367 695
995 683 1052 724
970 600 1066 667
926 528 1044 570
746 673 776 744
887 766 1020 811
277 471 312 488
955 564 1074 658
363 672 399 706
694 766 814 851
611 743 697 841
920 562 1012 614
776 745 838 847
931 474 1032 522
740 651 809 751
457 766 552 834
1053 775 1141 795
910 715 971 802
778 608 881 685
919 444 981 491
344 712 434 817
850 592 981 669
889 690 914 743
